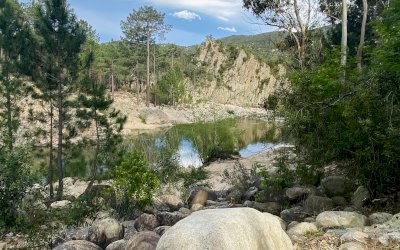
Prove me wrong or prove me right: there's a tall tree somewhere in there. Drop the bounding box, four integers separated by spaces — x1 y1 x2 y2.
356 0 368 71
121 6 171 106
0 0 32 151
0 0 34 229
340 0 348 66
77 25 126 182
243 0 323 69
34 0 86 199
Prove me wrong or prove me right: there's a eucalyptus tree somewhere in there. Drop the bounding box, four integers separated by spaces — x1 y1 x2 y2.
33 0 86 199
121 6 171 106
243 0 324 69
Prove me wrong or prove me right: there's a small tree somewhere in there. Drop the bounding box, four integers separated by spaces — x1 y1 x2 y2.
113 150 160 209
121 6 171 106
152 68 185 105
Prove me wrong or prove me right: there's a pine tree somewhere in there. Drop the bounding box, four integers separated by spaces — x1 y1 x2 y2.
77 25 126 182
33 0 86 199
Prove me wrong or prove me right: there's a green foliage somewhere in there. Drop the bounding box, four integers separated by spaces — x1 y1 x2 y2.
152 68 185 105
274 0 400 196
153 148 181 184
113 150 160 209
0 0 32 150
77 28 126 181
179 168 209 190
0 147 33 229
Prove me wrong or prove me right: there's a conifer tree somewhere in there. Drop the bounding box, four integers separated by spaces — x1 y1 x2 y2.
33 0 86 199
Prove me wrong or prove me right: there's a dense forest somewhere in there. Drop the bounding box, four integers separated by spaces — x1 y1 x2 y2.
0 0 399 248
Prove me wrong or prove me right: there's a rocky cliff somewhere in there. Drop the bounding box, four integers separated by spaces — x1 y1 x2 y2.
185 39 286 107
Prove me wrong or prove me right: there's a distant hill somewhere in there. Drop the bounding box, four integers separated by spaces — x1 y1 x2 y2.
220 31 285 52
218 31 288 65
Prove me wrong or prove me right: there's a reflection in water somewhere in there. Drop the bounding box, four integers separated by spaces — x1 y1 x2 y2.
238 142 287 158
177 139 203 168
125 119 283 169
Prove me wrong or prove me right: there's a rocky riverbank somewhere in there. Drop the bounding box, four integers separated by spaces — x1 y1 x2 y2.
111 91 272 135
1 149 400 249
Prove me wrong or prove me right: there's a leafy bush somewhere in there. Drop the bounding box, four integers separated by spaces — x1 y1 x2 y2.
0 147 33 230
272 0 400 197
179 167 209 190
113 150 160 209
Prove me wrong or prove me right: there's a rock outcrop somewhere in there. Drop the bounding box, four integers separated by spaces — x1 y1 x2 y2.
185 39 286 107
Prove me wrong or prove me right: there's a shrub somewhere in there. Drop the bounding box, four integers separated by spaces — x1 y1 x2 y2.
0 147 33 230
221 162 260 193
113 150 160 209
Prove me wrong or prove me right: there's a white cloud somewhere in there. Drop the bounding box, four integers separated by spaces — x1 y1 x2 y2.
173 10 201 21
147 0 241 21
217 26 237 32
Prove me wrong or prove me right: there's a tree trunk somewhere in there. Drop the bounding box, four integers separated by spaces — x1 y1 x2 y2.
49 102 54 199
92 110 100 181
293 0 306 69
5 75 13 151
357 0 368 71
111 58 115 99
341 0 348 66
153 47 157 106
57 78 63 200
146 32 150 107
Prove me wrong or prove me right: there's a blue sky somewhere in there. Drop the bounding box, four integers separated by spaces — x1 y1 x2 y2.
21 0 273 46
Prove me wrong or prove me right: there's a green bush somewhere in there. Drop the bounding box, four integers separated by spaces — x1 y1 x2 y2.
179 167 209 189
113 150 160 209
273 0 400 196
0 147 33 230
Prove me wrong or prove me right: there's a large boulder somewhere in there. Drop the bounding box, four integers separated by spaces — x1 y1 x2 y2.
304 195 334 214
134 213 160 231
280 206 309 222
84 184 116 208
156 208 293 250
156 211 187 226
285 186 316 201
256 186 287 203
122 220 137 240
368 212 393 225
243 201 281 215
340 231 368 244
316 211 367 228
54 227 89 246
51 200 72 210
287 222 318 236
105 240 128 250
126 231 160 250
321 176 352 197
87 218 124 248
351 186 370 208
153 195 184 212
51 178 89 200
339 242 365 250
53 240 102 250
187 187 217 206
243 187 258 201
